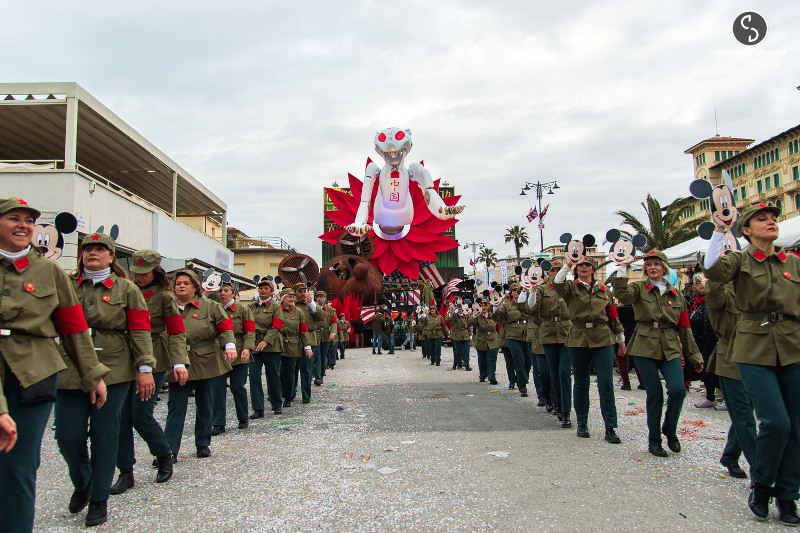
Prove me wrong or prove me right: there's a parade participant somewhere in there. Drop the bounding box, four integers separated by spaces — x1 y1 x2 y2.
325 296 339 369
418 307 429 359
312 290 334 385
385 311 396 354
688 273 720 409
401 313 416 351
337 314 350 360
276 287 313 408
448 304 472 370
56 232 155 527
211 280 255 435
0 198 108 533
704 205 800 525
372 309 385 354
553 258 623 443
526 317 548 407
471 299 500 384
423 304 449 366
534 261 573 427
293 283 322 404
705 278 753 480
613 250 703 456
111 250 189 497
492 283 535 397
164 269 236 460
352 316 364 349
248 279 283 416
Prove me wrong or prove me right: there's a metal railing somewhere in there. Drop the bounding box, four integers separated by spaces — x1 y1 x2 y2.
229 235 296 253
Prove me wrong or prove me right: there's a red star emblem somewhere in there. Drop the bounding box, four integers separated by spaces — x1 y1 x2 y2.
18 199 28 206
137 258 145 265
758 203 766 208
91 234 100 241
649 251 656 255
24 282 34 292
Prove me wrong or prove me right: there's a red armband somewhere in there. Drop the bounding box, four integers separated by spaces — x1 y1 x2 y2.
331 316 337 325
126 308 152 331
243 319 256 333
53 304 89 335
605 305 619 319
495 323 502 332
216 316 233 333
678 311 691 328
299 322 309 333
271 317 284 330
164 315 185 335
337 325 342 331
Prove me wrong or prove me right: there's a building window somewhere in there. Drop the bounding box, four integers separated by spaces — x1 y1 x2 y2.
757 180 763 193
741 186 747 200
777 199 783 214
733 190 739 202
795 139 799 154
766 176 771 190
775 173 780 187
715 151 720 161
796 194 800 211
776 148 780 161
722 152 728 161
794 166 799 181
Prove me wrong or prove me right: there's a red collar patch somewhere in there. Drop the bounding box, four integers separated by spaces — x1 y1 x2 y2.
599 285 606 291
102 278 115 289
548 284 553 289
645 283 654 291
671 288 678 296
142 289 154 300
777 251 788 263
752 249 768 262
12 256 30 272
230 305 236 311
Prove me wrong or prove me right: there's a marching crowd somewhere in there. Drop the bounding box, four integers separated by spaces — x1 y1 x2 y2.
0 197 798 530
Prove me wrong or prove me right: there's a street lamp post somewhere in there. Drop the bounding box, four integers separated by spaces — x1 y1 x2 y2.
462 241 485 277
520 180 559 252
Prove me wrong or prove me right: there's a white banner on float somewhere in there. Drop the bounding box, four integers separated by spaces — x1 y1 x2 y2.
500 261 508 285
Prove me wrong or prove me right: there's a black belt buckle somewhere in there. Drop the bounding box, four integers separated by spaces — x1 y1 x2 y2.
770 312 783 322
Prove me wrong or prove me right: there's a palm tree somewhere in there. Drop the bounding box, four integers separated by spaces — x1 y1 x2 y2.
504 225 530 264
478 247 498 268
614 194 700 252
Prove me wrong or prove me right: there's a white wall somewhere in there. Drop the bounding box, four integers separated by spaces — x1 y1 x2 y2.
153 212 233 270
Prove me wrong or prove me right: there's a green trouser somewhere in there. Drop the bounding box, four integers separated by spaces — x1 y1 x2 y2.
535 353 551 404
55 382 129 502
634 356 685 445
117 371 170 470
165 378 213 454
212 364 249 426
0 371 55 533
571 346 617 428
545 343 572 414
453 340 470 367
281 356 299 403
248 358 266 412
738 362 800 500
506 339 529 388
328 342 338 367
501 347 515 386
255 352 283 411
476 348 498 381
298 354 314 402
429 337 443 364
315 343 327 379
718 376 757 468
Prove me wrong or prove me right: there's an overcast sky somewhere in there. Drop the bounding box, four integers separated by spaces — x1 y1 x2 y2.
4 1 798 266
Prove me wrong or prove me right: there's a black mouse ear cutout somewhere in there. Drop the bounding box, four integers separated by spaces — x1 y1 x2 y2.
490 281 498 288
265 275 273 281
306 281 313 288
464 298 472 305
689 179 713 199
109 224 120 241
520 258 532 269
252 275 261 284
221 273 232 283
502 283 509 291
697 221 715 240
54 212 78 234
274 275 282 285
559 233 572 244
632 234 648 249
202 268 214 278
606 229 621 242
540 260 552 272
482 289 490 297
96 225 105 234
583 234 596 247
514 265 523 275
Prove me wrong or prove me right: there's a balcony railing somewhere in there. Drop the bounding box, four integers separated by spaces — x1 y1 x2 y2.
229 236 296 253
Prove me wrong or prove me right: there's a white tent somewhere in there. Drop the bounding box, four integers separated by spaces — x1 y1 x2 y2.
776 215 800 248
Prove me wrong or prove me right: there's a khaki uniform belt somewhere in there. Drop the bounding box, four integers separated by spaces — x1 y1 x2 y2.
571 321 606 329
187 339 219 352
636 321 675 329
739 312 798 323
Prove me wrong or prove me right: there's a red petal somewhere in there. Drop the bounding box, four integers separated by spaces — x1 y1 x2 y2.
326 188 355 214
373 237 389 258
377 252 398 275
396 259 420 279
326 210 355 227
405 230 440 243
319 229 345 244
348 173 363 197
427 235 459 252
392 238 413 262
413 246 439 262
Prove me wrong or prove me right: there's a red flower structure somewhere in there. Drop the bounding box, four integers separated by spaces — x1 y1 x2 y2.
320 169 461 279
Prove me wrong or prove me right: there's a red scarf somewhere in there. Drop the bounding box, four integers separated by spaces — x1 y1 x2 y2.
689 295 705 313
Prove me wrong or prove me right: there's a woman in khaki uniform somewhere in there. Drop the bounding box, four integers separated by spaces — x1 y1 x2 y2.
526 318 548 407
164 269 236 460
249 279 283 416
211 280 255 434
492 283 535 396
56 232 155 527
0 198 108 533
613 250 703 457
470 299 500 384
447 304 472 370
704 205 800 525
337 314 350 359
423 305 449 366
111 249 189 496
275 287 313 408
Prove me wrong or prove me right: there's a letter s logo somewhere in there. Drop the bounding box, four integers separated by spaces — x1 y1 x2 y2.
733 12 767 46
740 15 759 43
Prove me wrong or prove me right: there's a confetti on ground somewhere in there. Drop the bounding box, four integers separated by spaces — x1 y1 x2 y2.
384 446 399 452
378 467 399 475
678 427 699 441
271 419 303 427
624 407 646 416
329 383 340 388
400 440 416 445
486 451 510 458
335 405 345 411
682 419 709 428
490 389 499 394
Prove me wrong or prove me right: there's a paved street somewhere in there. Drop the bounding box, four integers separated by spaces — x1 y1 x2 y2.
34 346 781 532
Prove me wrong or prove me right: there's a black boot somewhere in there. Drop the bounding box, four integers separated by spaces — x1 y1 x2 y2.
68 484 91 514
776 498 800 526
719 459 747 479
211 425 225 436
546 403 554 413
748 482 772 520
576 424 590 438
519 386 528 397
85 500 108 527
249 410 264 420
155 453 174 484
109 469 134 495
649 443 668 457
537 398 546 407
561 413 572 428
604 428 621 444
556 412 563 423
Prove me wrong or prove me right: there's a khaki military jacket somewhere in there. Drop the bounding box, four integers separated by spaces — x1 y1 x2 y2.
492 300 534 341
337 320 350 343
422 314 449 338
172 298 234 381
613 277 701 365
554 279 623 348
59 273 155 389
314 303 337 344
249 299 282 353
0 250 108 414
222 302 256 366
526 320 544 354
272 304 312 357
470 314 500 351
383 316 395 336
447 313 471 341
141 284 189 373
297 302 324 346
373 314 385 337
534 285 572 345
705 281 740 380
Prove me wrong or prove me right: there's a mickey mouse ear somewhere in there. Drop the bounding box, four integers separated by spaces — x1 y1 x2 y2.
464 298 472 305
221 273 232 283
560 233 572 244
490 281 498 288
202 268 214 277
540 260 552 271
274 276 282 284
109 224 120 241
306 281 313 288
521 259 532 269
583 234 596 247
514 265 523 275
502 283 509 290
632 234 648 248
606 229 621 242
689 179 714 200
482 289 490 297
252 275 261 284
265 275 273 281
697 221 715 240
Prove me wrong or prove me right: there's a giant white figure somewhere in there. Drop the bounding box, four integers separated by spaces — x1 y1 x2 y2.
345 127 465 241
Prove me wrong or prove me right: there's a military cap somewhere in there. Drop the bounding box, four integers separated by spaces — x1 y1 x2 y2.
642 249 669 267
550 257 563 270
508 282 522 292
175 268 201 287
130 249 162 274
737 203 781 234
0 197 41 219
257 277 272 286
339 313 345 318
315 290 327 298
576 257 598 269
280 286 296 298
81 232 116 254
293 282 309 291
221 279 239 292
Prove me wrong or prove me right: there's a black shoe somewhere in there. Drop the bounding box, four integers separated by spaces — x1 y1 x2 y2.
211 425 225 436
479 378 486 382
196 446 211 458
302 398 310 404
372 351 376 354
776 498 800 526
556 412 563 422
431 361 435 365
435 362 440 366
68 484 91 514
720 459 747 479
748 482 772 520
110 469 134 495
272 408 282 415
561 413 572 428
665 435 681 453
464 366 473 371
576 425 590 438
152 453 177 467
155 454 174 483
314 378 323 386
537 398 546 407
249 410 264 420
451 365 457 370
620 383 631 391
509 383 515 390
283 401 291 408
519 386 528 397
546 403 554 413
490 380 498 385
605 428 621 444
238 420 249 429
388 351 394 354
649 443 668 457
637 383 646 390
85 500 107 527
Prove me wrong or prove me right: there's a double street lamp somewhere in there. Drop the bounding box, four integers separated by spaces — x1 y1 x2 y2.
462 241 485 276
520 180 559 252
